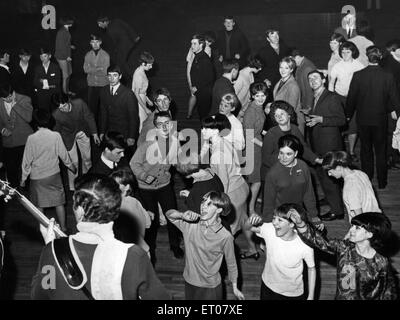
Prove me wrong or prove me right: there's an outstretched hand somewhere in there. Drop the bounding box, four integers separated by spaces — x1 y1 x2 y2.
181 210 200 222
248 213 263 226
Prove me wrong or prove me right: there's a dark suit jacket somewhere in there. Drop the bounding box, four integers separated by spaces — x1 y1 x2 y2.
99 84 139 141
33 62 61 92
210 77 235 115
216 27 250 66
346 65 400 125
382 55 400 93
190 50 215 90
256 41 290 87
309 89 346 155
11 62 35 98
88 158 113 176
0 66 11 88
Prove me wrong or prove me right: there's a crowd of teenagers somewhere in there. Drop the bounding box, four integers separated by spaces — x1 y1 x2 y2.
0 9 400 300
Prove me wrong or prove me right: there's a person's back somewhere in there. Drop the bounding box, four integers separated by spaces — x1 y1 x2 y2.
31 173 169 300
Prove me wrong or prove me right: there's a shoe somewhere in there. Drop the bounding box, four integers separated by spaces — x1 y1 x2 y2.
319 212 344 221
239 251 260 260
171 247 184 259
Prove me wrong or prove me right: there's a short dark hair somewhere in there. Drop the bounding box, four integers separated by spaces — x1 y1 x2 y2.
52 92 70 106
274 203 308 222
330 32 345 44
152 87 171 103
307 69 326 81
90 33 102 41
250 82 268 97
109 167 137 196
204 31 216 44
278 134 302 153
351 212 392 253
59 16 74 25
0 49 10 58
202 191 232 217
32 108 55 129
19 48 31 56
339 41 360 59
265 29 279 37
269 100 296 124
224 15 235 21
107 65 122 75
100 131 126 151
222 59 240 74
192 34 205 49
97 15 110 23
153 110 172 126
290 47 303 57
139 51 154 65
39 47 51 55
247 56 263 69
0 85 14 98
322 151 352 171
73 173 122 223
201 113 231 133
366 45 383 63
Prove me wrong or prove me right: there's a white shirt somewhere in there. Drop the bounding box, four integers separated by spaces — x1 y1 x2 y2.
343 170 382 221
330 59 364 96
19 61 29 74
224 114 245 151
256 223 315 297
101 153 115 169
110 83 121 95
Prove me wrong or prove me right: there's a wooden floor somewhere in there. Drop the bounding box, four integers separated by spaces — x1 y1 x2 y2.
1 165 400 300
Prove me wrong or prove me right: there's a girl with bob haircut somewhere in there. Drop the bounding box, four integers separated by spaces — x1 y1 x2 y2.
322 151 381 222
263 134 323 230
289 206 398 300
201 114 257 259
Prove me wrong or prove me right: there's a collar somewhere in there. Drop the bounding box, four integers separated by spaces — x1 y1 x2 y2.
101 153 115 169
110 83 121 92
72 221 115 244
199 218 224 233
42 61 50 70
314 87 325 99
0 64 9 72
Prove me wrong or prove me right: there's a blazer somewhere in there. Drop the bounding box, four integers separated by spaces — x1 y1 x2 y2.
11 62 35 98
190 50 215 90
0 65 11 88
0 93 33 148
33 62 61 92
309 89 346 155
52 98 97 150
295 57 316 111
273 75 301 113
346 65 400 125
99 84 139 141
256 41 290 87
216 27 250 66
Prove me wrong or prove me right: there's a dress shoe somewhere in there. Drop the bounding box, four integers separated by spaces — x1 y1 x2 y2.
319 212 344 221
239 251 260 260
171 246 184 259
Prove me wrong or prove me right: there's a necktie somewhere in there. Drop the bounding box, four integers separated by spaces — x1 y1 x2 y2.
110 86 114 95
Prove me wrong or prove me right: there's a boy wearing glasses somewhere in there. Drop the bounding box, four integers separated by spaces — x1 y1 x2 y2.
83 34 110 125
130 111 183 265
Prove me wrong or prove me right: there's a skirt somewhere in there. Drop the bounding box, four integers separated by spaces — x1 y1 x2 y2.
228 182 250 235
30 173 65 208
246 144 262 183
